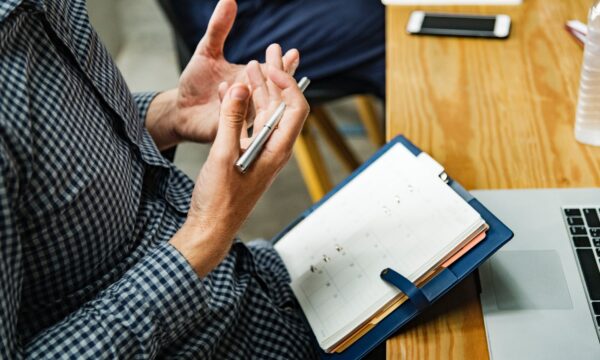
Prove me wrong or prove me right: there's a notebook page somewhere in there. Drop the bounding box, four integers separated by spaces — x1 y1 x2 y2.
274 144 483 350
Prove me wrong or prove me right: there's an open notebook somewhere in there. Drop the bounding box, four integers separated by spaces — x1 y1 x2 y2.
274 143 487 353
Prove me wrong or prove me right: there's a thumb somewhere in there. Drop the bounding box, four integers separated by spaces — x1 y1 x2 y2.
214 84 250 158
197 0 237 57
218 81 229 102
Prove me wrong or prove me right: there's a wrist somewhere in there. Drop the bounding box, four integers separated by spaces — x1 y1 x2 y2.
169 220 233 277
145 88 182 150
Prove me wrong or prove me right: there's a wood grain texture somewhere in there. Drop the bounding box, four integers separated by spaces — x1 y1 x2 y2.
386 1 600 359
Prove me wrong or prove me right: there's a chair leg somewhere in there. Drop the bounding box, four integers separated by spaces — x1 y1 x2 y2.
293 118 333 202
310 106 361 173
355 95 384 147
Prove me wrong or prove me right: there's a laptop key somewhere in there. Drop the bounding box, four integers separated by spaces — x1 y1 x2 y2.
565 208 582 216
568 217 584 226
571 226 588 236
573 236 591 247
597 248 600 257
574 236 592 247
597 316 600 327
593 302 600 315
591 228 600 238
585 208 600 228
595 238 600 247
576 249 600 301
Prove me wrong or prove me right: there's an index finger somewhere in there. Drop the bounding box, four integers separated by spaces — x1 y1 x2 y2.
262 68 310 152
265 44 284 101
246 60 269 112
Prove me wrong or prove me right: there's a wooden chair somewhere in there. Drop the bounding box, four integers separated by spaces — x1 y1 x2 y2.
295 92 383 202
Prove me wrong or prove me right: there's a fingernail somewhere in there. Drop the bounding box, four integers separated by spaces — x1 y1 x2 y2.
231 86 249 100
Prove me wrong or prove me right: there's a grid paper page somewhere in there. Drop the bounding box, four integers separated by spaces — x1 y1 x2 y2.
274 144 484 350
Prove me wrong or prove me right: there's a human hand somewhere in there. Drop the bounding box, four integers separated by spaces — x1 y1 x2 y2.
174 0 299 143
170 63 309 277
144 0 299 150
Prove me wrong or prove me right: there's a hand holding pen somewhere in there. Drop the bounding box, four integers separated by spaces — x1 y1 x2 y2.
236 76 309 172
235 45 310 173
171 44 310 276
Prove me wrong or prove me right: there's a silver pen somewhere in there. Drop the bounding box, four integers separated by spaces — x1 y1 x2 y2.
235 76 311 173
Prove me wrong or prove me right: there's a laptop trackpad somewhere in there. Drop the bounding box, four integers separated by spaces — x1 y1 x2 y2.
490 250 573 310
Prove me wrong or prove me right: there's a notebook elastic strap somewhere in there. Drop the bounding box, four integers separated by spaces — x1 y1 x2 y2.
380 268 430 312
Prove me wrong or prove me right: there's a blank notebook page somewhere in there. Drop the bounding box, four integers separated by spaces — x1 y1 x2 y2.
274 144 484 351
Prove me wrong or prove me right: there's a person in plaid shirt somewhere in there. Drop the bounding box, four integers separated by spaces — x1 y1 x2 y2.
0 0 318 358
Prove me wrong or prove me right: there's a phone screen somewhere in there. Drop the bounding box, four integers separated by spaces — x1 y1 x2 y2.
422 15 496 32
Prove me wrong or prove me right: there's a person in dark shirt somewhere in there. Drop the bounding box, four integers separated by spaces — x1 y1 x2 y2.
162 0 385 99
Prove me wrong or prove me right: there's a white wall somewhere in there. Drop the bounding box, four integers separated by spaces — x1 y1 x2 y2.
87 0 123 57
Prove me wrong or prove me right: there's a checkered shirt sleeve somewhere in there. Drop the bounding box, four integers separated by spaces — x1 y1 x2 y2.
132 92 159 125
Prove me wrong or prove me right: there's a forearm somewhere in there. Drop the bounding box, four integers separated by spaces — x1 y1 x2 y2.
143 89 182 151
170 220 236 278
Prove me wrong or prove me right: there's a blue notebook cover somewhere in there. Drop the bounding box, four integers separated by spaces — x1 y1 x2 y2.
272 135 513 359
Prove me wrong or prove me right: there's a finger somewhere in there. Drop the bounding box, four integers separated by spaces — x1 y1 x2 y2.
265 44 285 99
264 67 309 148
218 81 229 102
196 0 237 57
266 43 284 71
213 84 250 159
242 96 253 140
246 60 269 111
220 82 247 142
282 48 300 75
240 137 253 152
269 67 307 111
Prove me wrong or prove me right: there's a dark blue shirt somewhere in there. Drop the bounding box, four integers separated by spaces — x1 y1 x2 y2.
166 0 386 98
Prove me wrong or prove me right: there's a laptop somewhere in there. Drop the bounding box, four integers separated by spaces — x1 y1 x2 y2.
472 188 600 360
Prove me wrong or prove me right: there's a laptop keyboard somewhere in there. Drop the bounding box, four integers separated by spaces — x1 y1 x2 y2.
563 207 600 339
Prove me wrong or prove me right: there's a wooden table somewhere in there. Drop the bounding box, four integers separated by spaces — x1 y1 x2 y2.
385 1 600 358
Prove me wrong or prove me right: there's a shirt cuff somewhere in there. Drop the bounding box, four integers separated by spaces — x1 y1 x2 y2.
132 92 159 124
113 242 208 346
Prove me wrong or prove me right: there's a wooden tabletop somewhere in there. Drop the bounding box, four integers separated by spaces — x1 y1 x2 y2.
385 1 600 358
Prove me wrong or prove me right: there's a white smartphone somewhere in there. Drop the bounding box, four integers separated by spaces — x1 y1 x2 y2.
406 11 511 39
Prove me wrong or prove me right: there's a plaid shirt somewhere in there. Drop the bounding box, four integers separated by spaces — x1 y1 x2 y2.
0 0 316 358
